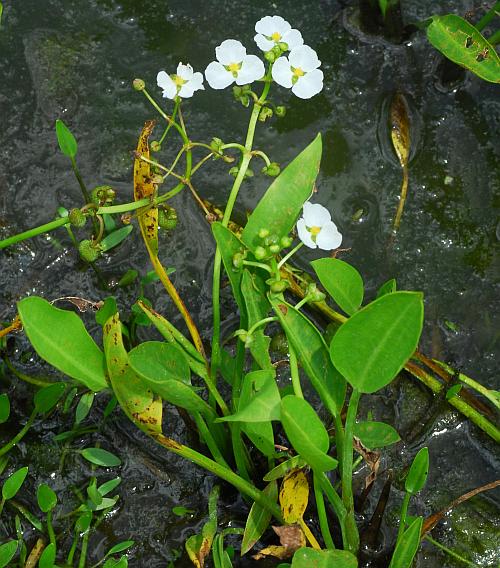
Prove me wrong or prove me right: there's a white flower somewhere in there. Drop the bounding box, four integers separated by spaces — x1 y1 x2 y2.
272 45 323 99
254 15 303 52
157 63 204 99
205 39 265 89
297 202 342 250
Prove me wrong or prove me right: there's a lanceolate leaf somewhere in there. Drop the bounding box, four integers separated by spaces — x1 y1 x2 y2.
241 481 278 555
271 298 346 416
280 395 338 473
37 483 57 513
241 134 322 252
291 548 358 568
103 313 162 435
330 292 424 394
426 15 500 83
2 467 28 500
311 258 364 316
18 296 107 392
55 119 77 158
34 383 66 414
405 447 429 495
81 448 121 467
100 226 134 252
388 517 423 568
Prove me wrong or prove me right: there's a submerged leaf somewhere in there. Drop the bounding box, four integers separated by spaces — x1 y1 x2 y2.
389 93 410 168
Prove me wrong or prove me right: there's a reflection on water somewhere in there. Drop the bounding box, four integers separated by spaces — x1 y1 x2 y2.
0 0 498 565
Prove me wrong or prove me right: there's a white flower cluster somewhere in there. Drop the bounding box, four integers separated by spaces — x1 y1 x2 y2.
156 15 323 100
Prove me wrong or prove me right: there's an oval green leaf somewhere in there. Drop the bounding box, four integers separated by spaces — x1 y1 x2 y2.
354 421 400 449
291 548 358 568
263 456 307 482
388 517 423 568
426 15 500 83
2 466 28 500
128 341 190 385
330 292 424 394
38 542 56 568
241 134 322 252
34 382 66 414
0 393 10 423
75 392 95 424
106 541 134 556
0 541 18 568
405 447 429 495
311 258 364 315
18 296 107 392
55 119 77 158
280 395 338 472
80 448 121 467
37 483 57 513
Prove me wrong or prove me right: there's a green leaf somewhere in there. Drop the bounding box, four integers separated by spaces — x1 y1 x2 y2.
241 134 322 252
38 542 56 568
106 541 134 556
75 392 95 424
87 478 103 507
291 548 358 567
330 292 423 394
354 421 400 449
18 296 108 392
75 511 92 533
98 477 121 496
241 481 277 555
0 3 3 27
388 517 423 568
280 395 338 472
376 278 397 298
311 258 364 315
378 0 388 18
426 15 500 83
34 382 66 413
270 298 346 416
405 447 429 495
80 448 121 467
128 341 190 385
263 456 307 482
104 557 128 568
95 297 118 326
172 505 195 517
118 269 138 287
446 384 462 400
37 483 57 512
55 119 77 158
100 226 134 252
2 467 28 500
0 393 10 423
217 370 280 423
0 541 18 568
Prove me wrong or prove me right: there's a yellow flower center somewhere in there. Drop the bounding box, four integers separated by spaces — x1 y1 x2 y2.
309 226 321 236
227 62 241 73
293 67 305 78
173 74 186 87
271 31 281 41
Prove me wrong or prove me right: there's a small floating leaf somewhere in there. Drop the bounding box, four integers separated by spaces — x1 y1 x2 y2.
34 383 66 414
377 278 397 298
2 467 28 500
75 392 95 424
38 543 56 568
80 448 121 467
105 541 134 557
445 384 462 400
37 483 57 513
426 15 500 83
263 456 307 482
390 93 410 168
354 421 400 449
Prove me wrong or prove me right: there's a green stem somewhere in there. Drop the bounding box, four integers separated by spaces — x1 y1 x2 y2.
241 260 273 274
396 491 411 543
277 241 304 270
0 217 69 249
251 149 271 167
458 372 500 411
475 2 500 32
47 509 56 546
193 412 230 469
157 99 179 146
0 408 37 457
78 524 90 568
246 316 278 337
341 388 361 554
424 535 479 567
313 473 335 549
489 28 500 45
70 158 91 204
289 344 303 398
317 472 348 548
3 355 55 387
220 142 246 153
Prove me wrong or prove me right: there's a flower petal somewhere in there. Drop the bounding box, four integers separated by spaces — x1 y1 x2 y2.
177 62 194 80
297 218 316 249
272 56 293 88
316 222 342 250
205 61 235 89
254 33 274 52
178 75 204 98
157 70 177 99
216 39 246 65
282 29 303 50
292 69 324 99
236 55 265 85
255 15 290 36
302 202 331 227
289 45 321 71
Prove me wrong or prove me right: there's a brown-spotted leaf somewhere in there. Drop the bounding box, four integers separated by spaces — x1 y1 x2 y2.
103 313 162 435
390 93 410 168
279 469 309 524
134 120 158 255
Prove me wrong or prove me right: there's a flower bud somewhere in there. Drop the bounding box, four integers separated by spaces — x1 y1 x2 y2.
210 137 224 155
278 42 289 52
270 279 289 293
239 94 250 108
228 166 239 178
68 208 86 228
262 162 280 177
258 228 270 239
264 50 276 63
258 107 273 122
233 86 243 97
133 78 145 91
254 246 267 260
158 206 178 230
269 243 280 254
272 45 282 57
91 185 115 206
232 252 245 269
275 105 286 118
244 167 254 179
265 234 279 246
78 239 101 263
151 141 161 152
280 235 293 248
306 283 326 303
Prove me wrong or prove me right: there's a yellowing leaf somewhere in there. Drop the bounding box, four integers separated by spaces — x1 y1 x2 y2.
103 313 162 435
134 120 158 255
252 545 291 561
279 470 309 524
390 93 410 168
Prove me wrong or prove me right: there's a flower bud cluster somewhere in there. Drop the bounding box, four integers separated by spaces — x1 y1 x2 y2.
232 84 253 108
78 239 102 263
91 185 116 207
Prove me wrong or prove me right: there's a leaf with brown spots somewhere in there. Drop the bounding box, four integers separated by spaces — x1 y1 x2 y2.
134 120 159 256
103 313 162 435
279 469 309 525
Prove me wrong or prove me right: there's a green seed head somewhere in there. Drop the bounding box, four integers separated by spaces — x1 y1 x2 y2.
68 208 86 228
133 78 145 91
78 240 101 263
